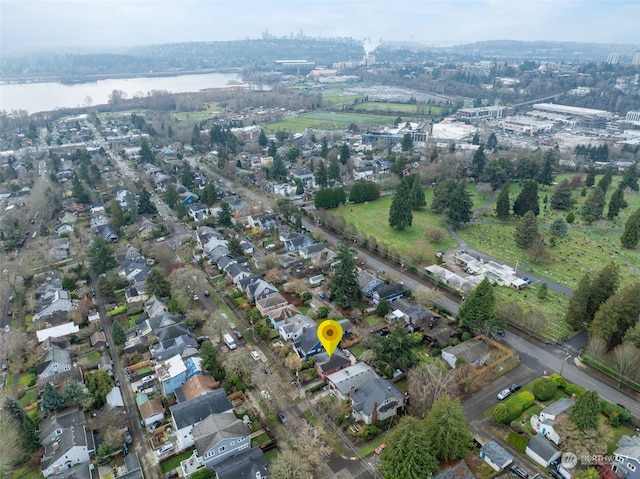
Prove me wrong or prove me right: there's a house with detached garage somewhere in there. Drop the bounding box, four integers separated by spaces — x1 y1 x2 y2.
530 398 574 445
526 434 561 467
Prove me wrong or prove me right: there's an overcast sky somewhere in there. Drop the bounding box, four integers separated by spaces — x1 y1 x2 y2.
2 0 639 54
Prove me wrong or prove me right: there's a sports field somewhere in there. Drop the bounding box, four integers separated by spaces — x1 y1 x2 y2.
264 111 391 133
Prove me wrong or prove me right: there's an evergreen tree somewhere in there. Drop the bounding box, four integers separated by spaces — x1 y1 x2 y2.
537 151 555 186
72 176 91 204
271 155 287 181
486 132 498 150
585 166 596 188
146 268 171 298
514 211 539 248
471 131 480 145
191 124 202 148
551 179 572 210
586 262 620 322
513 180 540 216
320 137 329 158
42 382 66 413
590 282 640 349
315 160 328 189
424 394 472 461
457 278 500 335
328 238 362 309
407 174 426 210
139 137 154 163
619 163 639 192
581 187 606 220
537 282 548 299
137 187 157 214
328 156 340 180
164 184 179 208
112 321 126 346
295 181 304 195
380 416 437 479
447 183 473 228
431 179 456 214
267 140 277 157
597 168 613 194
565 274 594 329
389 179 413 230
23 414 41 452
471 145 486 178
109 199 126 229
496 183 511 221
88 237 117 275
339 143 350 163
621 208 640 249
217 201 233 228
258 129 268 147
199 183 218 206
607 187 626 219
570 390 600 431
401 133 414 151
550 217 568 237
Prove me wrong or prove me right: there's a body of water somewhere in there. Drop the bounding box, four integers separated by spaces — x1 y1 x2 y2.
0 72 247 115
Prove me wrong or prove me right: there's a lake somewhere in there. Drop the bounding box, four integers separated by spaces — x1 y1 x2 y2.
0 72 247 115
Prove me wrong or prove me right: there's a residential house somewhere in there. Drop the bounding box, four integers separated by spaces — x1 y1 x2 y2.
434 460 475 479
196 226 223 251
526 434 561 467
225 263 251 286
613 435 640 479
326 363 379 400
120 258 150 283
442 338 490 369
216 255 235 272
90 213 109 229
530 398 575 445
90 203 105 214
174 374 220 403
267 304 300 330
480 441 513 471
151 333 198 362
47 463 92 479
39 408 95 478
184 413 251 473
315 349 351 381
115 189 132 209
181 190 199 205
36 322 80 343
87 309 100 322
294 325 323 359
299 242 326 260
278 313 315 341
237 274 264 294
33 279 75 321
138 397 165 427
105 385 124 408
137 217 161 239
245 278 279 302
361 276 384 299
392 298 436 332
290 167 315 190
248 213 278 231
350 378 405 425
143 295 169 318
55 223 74 236
90 331 107 348
36 348 72 379
96 224 118 243
188 203 212 222
124 283 148 304
212 447 269 479
38 367 83 390
256 292 288 317
371 283 405 305
155 354 189 396
208 245 231 264
170 389 234 450
284 233 315 252
136 311 179 337
115 453 144 479
353 164 374 181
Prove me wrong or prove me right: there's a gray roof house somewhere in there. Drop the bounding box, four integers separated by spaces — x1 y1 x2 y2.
47 462 92 479
526 434 561 467
299 241 326 260
39 408 95 478
120 258 151 283
225 263 251 286
245 278 279 302
96 224 118 243
614 435 640 479
36 348 72 379
293 325 323 359
434 460 475 479
371 283 405 305
115 453 144 479
213 447 269 479
442 338 490 369
351 378 405 425
136 311 179 336
284 233 315 252
194 414 251 467
327 363 379 399
480 440 513 471
392 298 435 332
33 281 75 321
170 389 234 450
530 398 575 445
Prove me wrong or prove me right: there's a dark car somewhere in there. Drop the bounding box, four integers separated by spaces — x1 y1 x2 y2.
510 383 521 392
278 412 288 425
549 469 563 479
510 465 529 479
125 431 133 445
235 330 243 339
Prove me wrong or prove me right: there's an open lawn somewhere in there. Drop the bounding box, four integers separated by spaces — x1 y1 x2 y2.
12 466 43 479
349 102 453 117
160 450 193 473
18 373 35 388
330 186 485 259
18 388 39 408
322 92 364 106
264 111 391 133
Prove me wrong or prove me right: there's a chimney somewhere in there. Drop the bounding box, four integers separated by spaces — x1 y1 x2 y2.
52 441 60 451
372 402 378 423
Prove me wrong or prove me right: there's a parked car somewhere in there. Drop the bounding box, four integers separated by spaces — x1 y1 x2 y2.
250 351 260 361
141 375 155 384
235 330 243 339
523 277 532 285
193 294 200 301
156 443 174 456
549 469 563 479
510 383 521 392
511 465 529 479
203 290 210 297
260 390 271 400
497 388 512 400
278 412 288 425
124 430 133 445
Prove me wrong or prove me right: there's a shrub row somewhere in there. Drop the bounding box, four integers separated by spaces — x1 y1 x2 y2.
507 430 528 452
493 391 535 424
531 376 558 401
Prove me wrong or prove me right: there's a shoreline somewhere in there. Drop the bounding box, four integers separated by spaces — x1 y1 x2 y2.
0 67 244 86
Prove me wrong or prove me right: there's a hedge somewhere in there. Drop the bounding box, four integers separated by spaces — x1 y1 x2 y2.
509 391 535 410
564 383 586 397
531 377 558 401
549 373 567 389
600 400 631 426
493 402 523 424
507 431 528 453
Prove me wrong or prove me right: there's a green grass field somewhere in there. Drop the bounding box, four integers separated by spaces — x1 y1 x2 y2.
321 92 364 106
160 450 193 473
264 111 391 133
349 102 451 117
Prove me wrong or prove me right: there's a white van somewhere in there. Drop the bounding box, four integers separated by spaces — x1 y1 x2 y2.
156 443 174 456
223 333 237 350
250 351 260 361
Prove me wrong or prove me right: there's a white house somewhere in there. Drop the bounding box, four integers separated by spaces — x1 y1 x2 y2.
441 338 490 369
480 440 513 472
530 398 575 445
526 434 561 467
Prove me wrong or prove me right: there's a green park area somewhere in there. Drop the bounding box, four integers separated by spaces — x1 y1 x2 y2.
349 102 452 117
264 111 391 133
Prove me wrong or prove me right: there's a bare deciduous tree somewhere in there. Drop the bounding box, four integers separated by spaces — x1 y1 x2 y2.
413 286 445 310
0 411 23 477
522 309 545 339
408 361 456 418
611 341 640 387
270 449 312 479
555 414 612 457
585 336 608 363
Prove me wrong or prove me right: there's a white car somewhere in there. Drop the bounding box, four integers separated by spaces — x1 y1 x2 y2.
193 294 199 301
260 390 271 400
497 388 512 400
156 443 174 456
250 351 261 362
141 375 155 384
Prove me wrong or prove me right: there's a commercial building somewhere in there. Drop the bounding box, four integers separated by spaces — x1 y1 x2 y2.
456 106 507 123
362 121 428 146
